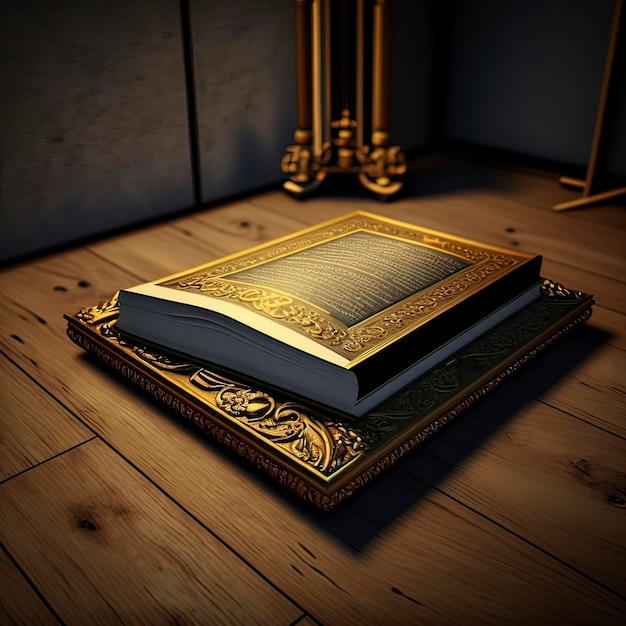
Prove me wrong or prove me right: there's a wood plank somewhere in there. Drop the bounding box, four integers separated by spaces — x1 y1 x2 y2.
537 342 626 436
588 305 626 350
0 355 93 481
89 200 309 281
538 258 626 316
401 391 626 595
0 249 624 623
0 252 159 385
0 439 302 625
191 201 308 251
2 412 621 624
484 316 625 436
5 234 622 445
247 189 626 317
414 154 626 229
94 183 626 316
4 226 623 457
249 189 363 228
249 186 626 285
2 224 622 449
0 549 58 625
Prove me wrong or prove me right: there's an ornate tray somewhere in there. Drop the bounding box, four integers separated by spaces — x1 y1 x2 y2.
65 280 593 511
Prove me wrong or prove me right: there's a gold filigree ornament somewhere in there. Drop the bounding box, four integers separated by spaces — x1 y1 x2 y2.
541 278 584 301
76 292 119 325
188 369 365 474
106 341 366 476
66 274 594 510
356 144 407 196
165 215 526 358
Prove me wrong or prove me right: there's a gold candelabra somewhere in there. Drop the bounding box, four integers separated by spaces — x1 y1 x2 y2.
282 0 406 198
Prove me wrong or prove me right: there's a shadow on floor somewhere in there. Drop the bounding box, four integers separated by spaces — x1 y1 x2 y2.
288 153 520 203
80 301 610 553
292 321 611 551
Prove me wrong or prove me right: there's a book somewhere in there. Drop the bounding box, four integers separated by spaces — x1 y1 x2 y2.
116 212 543 417
66 279 593 510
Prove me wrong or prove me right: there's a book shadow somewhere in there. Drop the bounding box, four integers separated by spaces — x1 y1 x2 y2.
291 322 612 551
80 322 611 553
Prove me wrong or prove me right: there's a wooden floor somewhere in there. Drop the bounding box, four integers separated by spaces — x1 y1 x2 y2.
1 154 625 625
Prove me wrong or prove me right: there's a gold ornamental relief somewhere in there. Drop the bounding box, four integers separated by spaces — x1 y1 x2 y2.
175 276 345 344
135 360 366 476
93 318 366 476
541 278 585 301
169 257 519 356
166 216 509 282
156 214 532 357
76 292 120 325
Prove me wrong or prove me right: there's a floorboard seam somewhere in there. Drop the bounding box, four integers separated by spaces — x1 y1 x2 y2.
0 541 67 625
427 481 626 602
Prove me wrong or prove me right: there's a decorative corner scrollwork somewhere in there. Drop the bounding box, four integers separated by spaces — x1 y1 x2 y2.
170 249 521 357
281 143 331 196
541 278 584 301
187 369 365 474
76 292 119 325
67 275 593 510
91 323 367 476
356 144 407 196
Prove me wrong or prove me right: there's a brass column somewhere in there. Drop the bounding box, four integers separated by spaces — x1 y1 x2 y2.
372 0 391 148
282 0 406 198
295 0 312 146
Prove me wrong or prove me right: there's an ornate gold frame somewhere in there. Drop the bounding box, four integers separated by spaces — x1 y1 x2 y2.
66 281 592 511
151 212 540 364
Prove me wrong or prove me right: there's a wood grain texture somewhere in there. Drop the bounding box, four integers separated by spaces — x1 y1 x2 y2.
0 355 93 481
1 156 625 624
87 200 295 281
249 186 626 284
249 164 626 316
402 392 626 594
588 306 626 351
0 439 302 625
0 549 58 625
529 342 626 436
416 153 626 228
1 246 624 623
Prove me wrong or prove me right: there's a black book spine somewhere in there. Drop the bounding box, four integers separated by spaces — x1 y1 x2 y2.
351 256 543 397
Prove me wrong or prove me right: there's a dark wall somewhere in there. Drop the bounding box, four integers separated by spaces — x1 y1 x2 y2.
1 1 623 263
0 0 302 263
0 0 194 262
444 0 625 174
391 0 438 149
191 0 296 203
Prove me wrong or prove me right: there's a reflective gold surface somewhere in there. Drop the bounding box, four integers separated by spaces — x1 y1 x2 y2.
66 280 592 511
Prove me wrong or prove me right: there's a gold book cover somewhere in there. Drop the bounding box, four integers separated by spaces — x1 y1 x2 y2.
118 211 542 367
114 212 544 416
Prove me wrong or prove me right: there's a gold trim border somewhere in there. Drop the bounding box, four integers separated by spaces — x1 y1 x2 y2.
66 281 593 511
155 212 539 362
